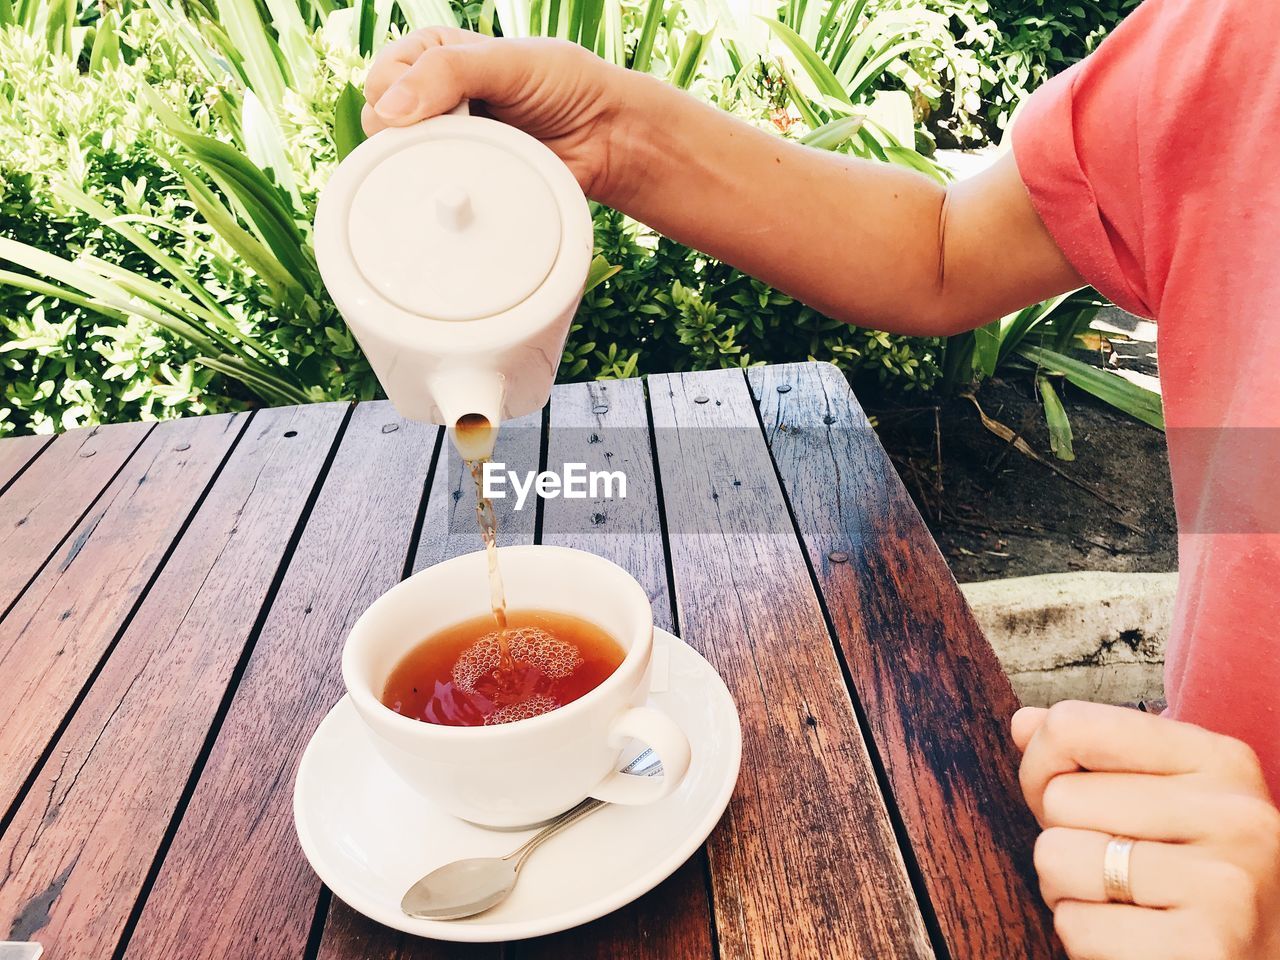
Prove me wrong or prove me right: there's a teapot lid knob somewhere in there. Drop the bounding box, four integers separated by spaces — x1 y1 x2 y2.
435 186 473 231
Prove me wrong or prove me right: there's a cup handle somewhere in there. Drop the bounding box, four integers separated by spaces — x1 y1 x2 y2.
589 707 691 805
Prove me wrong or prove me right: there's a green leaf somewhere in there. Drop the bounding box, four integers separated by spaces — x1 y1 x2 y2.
0 270 129 322
216 0 288 110
88 10 120 72
263 0 318 78
585 254 621 292
0 237 216 352
143 0 231 82
357 0 377 55
777 67 822 129
761 17 852 105
1019 344 1164 430
1037 372 1074 461
52 184 242 334
145 92 312 281
846 38 932 99
671 27 714 89
999 291 1073 363
395 0 459 30
972 316 1002 380
882 145 946 183
44 0 74 57
171 160 304 299
334 83 368 161
241 89 301 204
814 0 867 56
197 354 311 405
799 114 864 150
630 0 663 72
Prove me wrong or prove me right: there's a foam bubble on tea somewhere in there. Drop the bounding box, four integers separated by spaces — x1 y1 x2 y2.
381 610 626 726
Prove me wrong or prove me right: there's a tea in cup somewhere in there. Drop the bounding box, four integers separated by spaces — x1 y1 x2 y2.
342 545 691 828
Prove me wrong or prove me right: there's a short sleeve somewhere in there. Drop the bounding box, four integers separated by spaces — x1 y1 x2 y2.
1010 3 1159 318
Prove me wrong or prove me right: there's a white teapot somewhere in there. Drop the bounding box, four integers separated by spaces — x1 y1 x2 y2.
315 104 593 458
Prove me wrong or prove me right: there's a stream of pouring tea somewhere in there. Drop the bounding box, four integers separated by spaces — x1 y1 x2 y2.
467 456 508 632
455 414 510 661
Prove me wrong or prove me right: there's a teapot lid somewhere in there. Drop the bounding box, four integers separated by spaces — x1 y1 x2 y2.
320 115 574 323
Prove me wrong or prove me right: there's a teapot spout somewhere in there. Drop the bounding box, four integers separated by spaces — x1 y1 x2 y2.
429 368 505 461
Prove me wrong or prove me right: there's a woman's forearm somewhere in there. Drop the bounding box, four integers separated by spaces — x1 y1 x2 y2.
603 74 950 334
603 73 1081 335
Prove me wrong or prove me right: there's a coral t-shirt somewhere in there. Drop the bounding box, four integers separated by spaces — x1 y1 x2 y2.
1012 0 1280 800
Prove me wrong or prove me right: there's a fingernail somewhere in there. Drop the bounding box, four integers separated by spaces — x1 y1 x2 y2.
375 86 417 121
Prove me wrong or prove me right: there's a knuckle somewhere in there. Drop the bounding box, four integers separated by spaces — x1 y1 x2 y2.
1166 909 1236 960
1247 797 1280 843
1042 700 1088 743
1220 795 1280 845
410 25 448 44
1207 861 1254 904
425 46 467 87
1196 926 1240 960
1198 862 1264 948
1216 737 1264 782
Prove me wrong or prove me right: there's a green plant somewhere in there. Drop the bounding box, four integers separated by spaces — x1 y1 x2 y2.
891 0 1138 143
939 287 1162 460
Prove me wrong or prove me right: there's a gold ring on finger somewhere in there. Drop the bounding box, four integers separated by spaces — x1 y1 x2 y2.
1103 836 1137 905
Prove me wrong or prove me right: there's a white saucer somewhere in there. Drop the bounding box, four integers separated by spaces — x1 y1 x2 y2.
293 628 741 942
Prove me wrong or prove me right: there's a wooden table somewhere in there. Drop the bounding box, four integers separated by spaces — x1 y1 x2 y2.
0 362 1060 959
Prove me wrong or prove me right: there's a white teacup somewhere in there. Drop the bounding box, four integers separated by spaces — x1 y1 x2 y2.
342 545 692 828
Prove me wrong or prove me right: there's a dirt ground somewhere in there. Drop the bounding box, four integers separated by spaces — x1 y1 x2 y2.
869 342 1177 584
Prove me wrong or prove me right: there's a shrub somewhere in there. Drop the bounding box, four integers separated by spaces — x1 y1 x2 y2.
895 0 1139 144
0 0 953 436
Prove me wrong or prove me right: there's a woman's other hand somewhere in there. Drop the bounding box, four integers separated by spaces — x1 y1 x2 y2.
1014 701 1280 959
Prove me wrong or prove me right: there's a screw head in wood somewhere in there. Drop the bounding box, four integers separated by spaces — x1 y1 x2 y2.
79 449 96 458
592 404 609 415
382 423 400 433
694 396 710 404
828 550 849 563
776 384 792 393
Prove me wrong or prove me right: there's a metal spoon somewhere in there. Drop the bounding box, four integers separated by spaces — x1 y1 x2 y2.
401 750 662 921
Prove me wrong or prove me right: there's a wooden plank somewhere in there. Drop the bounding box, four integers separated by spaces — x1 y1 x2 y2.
0 420 153 615
508 379 712 960
0 414 245 815
749 362 1060 959
313 410 543 960
649 367 933 960
0 433 53 493
541 379 671 628
121 402 438 960
0 404 347 956
317 903 504 960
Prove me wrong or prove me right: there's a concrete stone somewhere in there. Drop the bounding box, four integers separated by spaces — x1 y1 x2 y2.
960 571 1177 707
